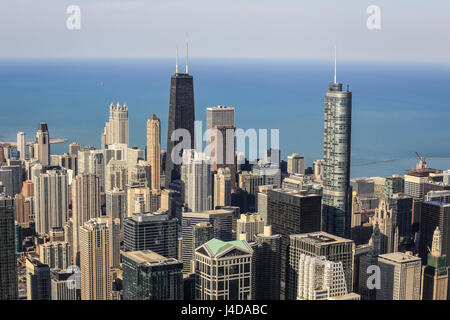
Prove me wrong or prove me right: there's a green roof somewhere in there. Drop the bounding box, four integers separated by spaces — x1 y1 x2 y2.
205 239 250 256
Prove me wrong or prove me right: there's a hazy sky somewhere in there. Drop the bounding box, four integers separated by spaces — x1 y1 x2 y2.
1 0 449 62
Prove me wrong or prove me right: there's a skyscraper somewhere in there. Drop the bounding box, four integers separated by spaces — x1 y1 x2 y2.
321 49 352 239
287 153 305 175
103 103 129 147
419 201 450 267
51 268 81 300
35 122 50 166
377 252 422 300
166 50 195 184
210 125 236 190
71 173 101 264
17 131 26 160
195 239 253 300
123 211 178 259
421 227 448 300
206 105 235 133
106 188 127 226
182 209 233 274
266 189 322 298
122 250 183 300
39 241 72 270
214 168 232 208
0 195 17 300
297 254 358 300
288 232 355 300
79 217 120 300
251 225 282 300
26 257 51 300
181 150 213 212
146 114 161 191
236 212 265 241
372 198 399 254
34 168 69 235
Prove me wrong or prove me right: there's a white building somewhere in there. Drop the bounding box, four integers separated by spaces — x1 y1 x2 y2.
297 253 359 300
287 153 305 175
17 131 26 160
181 150 213 212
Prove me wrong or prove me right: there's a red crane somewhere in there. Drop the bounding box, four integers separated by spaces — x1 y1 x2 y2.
415 152 450 169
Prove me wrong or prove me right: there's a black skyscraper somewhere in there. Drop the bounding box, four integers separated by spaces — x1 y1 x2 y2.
165 57 195 185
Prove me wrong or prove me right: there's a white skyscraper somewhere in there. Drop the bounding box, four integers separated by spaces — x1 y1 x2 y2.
181 149 213 212
104 103 129 147
17 132 26 160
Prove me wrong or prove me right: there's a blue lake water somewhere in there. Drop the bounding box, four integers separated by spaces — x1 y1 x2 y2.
1 58 450 177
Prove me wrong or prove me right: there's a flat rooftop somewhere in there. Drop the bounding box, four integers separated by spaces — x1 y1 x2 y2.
291 231 353 245
123 250 180 266
378 252 421 263
269 188 320 198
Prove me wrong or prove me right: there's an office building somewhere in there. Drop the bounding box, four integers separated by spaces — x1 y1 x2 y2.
297 254 358 300
17 131 26 160
127 186 158 216
105 159 128 191
181 150 213 212
425 190 450 203
123 211 178 259
51 268 81 300
377 252 422 300
103 102 129 146
358 224 381 300
34 168 69 235
79 217 120 300
288 232 355 300
26 257 51 300
251 225 281 300
146 114 161 191
206 105 235 133
0 165 22 197
321 60 352 239
419 201 450 267
421 227 448 300
71 173 101 264
122 250 183 300
69 142 81 156
266 188 322 298
0 195 17 300
214 168 232 208
35 123 50 166
39 241 72 270
182 209 233 274
211 125 237 190
384 174 404 198
166 58 195 184
105 188 127 226
236 212 264 241
372 198 399 254
195 239 253 300
287 153 305 175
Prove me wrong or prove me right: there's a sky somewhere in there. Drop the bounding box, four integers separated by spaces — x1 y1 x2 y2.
0 0 449 62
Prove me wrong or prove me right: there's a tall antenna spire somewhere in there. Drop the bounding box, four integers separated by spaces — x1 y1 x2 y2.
176 46 179 73
186 40 189 74
334 45 337 84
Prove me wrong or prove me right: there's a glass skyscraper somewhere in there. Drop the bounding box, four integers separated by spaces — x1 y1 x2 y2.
321 73 352 239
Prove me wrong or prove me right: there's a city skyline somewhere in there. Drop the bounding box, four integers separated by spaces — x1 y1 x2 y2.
2 1 450 305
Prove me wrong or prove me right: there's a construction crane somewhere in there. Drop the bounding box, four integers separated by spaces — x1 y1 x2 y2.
415 152 450 169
